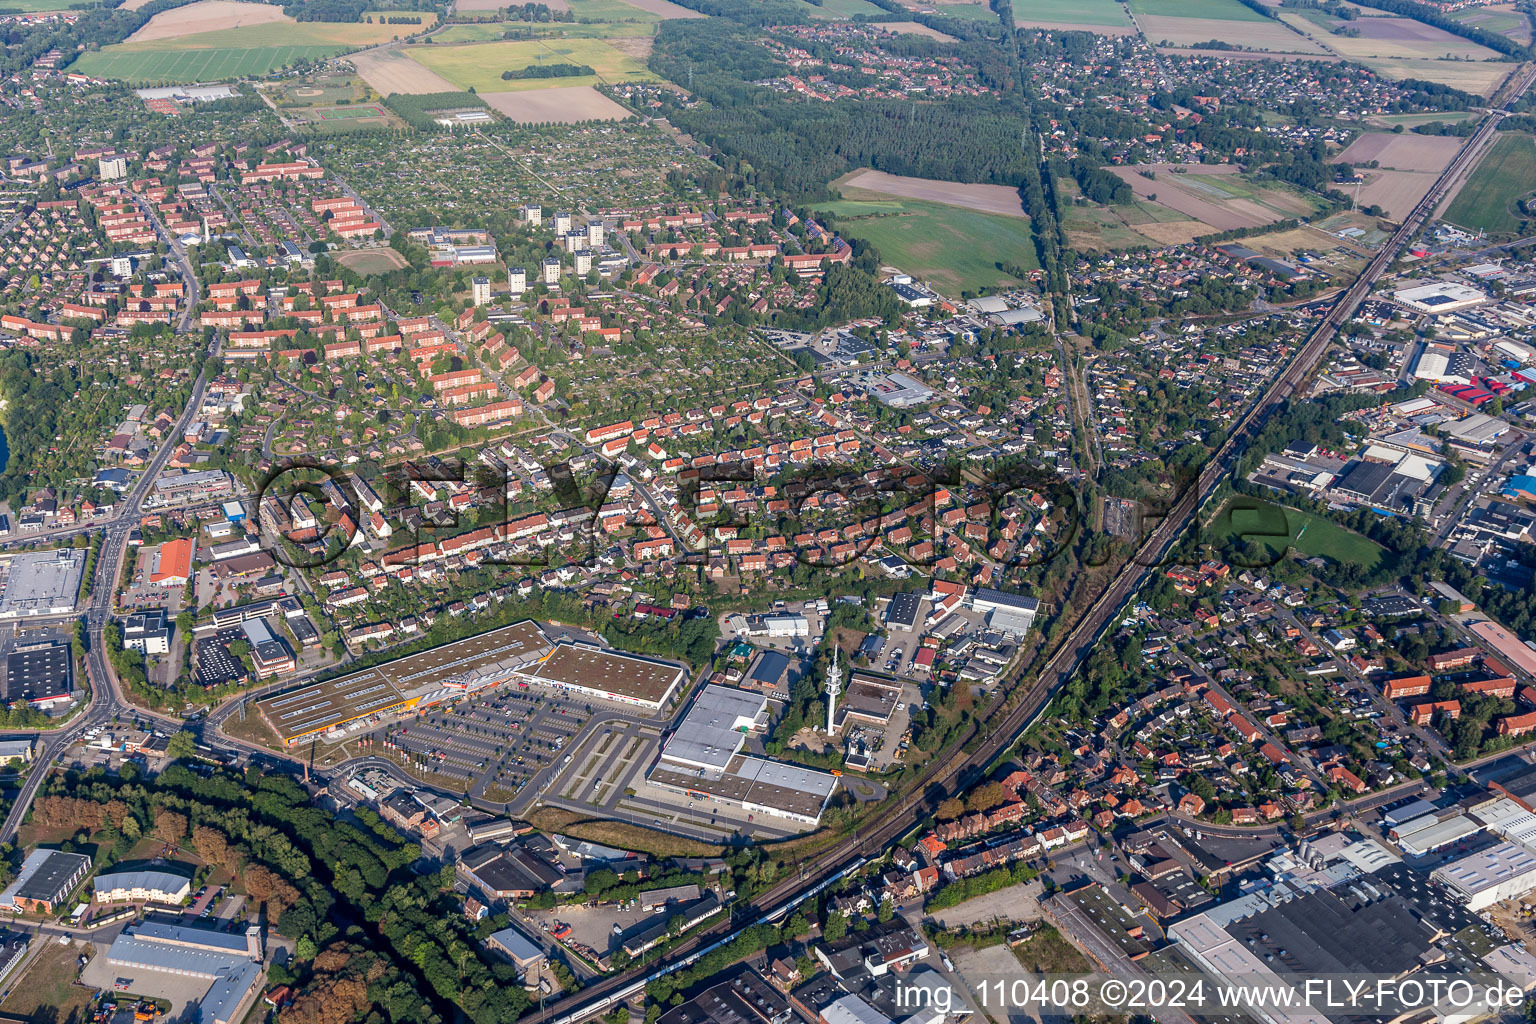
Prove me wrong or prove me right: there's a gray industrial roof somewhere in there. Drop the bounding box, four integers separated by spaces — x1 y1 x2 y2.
487 925 546 966
13 848 89 904
94 869 192 897
660 685 766 772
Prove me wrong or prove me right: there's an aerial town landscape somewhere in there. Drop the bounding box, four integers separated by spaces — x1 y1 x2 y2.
10 0 1536 1019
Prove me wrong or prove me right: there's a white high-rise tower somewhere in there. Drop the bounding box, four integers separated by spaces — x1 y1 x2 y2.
824 648 842 734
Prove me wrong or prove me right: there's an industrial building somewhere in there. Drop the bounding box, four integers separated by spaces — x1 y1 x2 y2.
1390 812 1482 856
517 642 686 710
884 592 921 630
0 548 86 619
1432 842 1536 911
105 918 264 1024
969 587 1039 636
93 869 192 905
3 640 75 709
757 613 810 638
647 685 838 827
485 924 546 974
658 970 792 1024
861 371 936 409
0 848 91 913
654 685 766 772
833 674 901 732
1393 282 1487 315
255 620 553 745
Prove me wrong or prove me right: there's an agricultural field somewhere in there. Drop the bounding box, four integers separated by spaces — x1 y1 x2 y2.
1141 13 1325 49
1107 164 1321 231
820 195 1039 296
1451 2 1530 43
77 13 426 83
800 0 900 16
458 0 568 9
408 37 659 92
348 46 459 93
839 168 1028 217
1369 110 1476 128
914 0 1000 18
1209 499 1385 570
1012 0 1134 31
1359 55 1510 94
584 0 700 15
1131 0 1325 50
0 0 95 9
1129 0 1266 18
1443 132 1536 235
482 85 633 121
1063 197 1207 249
1333 131 1461 220
126 0 290 42
868 20 959 38
73 45 343 82
1286 11 1503 59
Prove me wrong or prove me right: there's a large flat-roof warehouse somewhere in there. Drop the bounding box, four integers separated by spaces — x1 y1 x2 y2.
518 642 687 710
256 620 554 745
647 684 838 827
0 549 86 619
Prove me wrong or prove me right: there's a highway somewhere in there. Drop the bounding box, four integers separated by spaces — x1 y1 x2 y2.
498 63 1536 1024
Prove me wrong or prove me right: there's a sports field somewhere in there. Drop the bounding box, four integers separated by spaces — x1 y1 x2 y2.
1444 132 1536 235
336 248 409 274
408 38 658 92
1209 499 1385 570
821 197 1039 296
73 45 342 82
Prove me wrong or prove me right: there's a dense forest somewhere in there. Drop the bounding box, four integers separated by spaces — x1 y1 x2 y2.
648 20 1028 197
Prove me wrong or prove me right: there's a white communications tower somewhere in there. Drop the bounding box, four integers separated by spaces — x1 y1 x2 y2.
824 649 842 734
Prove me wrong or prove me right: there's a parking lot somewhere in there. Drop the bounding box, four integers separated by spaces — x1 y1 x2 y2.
379 685 597 802
554 721 657 810
120 550 180 613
